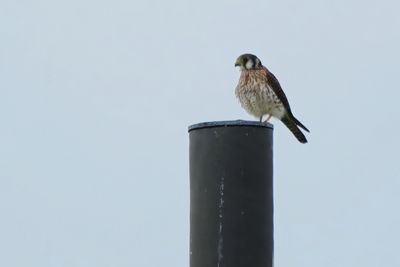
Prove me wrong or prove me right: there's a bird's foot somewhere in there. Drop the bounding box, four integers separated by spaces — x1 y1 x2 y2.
259 115 272 124
264 114 272 122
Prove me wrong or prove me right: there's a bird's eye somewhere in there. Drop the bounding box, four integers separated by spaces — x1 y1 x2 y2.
243 57 248 64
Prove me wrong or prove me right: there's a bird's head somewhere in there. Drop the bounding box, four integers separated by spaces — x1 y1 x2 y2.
235 54 262 70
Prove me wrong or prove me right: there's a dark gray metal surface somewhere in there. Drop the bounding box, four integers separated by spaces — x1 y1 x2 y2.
189 120 273 267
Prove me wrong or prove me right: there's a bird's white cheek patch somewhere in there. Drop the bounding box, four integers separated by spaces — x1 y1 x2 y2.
245 61 253 69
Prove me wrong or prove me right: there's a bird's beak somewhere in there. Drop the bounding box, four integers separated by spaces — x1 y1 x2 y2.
234 58 242 67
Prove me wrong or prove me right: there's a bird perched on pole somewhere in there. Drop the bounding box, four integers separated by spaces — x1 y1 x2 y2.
235 53 310 143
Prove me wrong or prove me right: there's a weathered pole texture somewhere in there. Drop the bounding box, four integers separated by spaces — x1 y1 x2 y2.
189 120 274 267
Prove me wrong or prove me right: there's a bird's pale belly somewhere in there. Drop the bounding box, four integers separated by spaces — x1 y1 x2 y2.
236 86 286 120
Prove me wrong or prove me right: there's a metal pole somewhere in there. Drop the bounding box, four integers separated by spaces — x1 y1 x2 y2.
189 120 274 267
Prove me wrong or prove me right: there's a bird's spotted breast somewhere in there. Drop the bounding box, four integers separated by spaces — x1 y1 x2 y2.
235 69 285 119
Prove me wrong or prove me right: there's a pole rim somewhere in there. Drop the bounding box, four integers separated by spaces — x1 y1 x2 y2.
188 120 273 132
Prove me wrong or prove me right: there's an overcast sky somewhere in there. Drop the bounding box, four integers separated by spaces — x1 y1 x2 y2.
1 0 399 266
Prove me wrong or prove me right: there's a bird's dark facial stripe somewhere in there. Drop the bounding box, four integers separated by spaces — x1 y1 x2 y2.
236 53 262 70
242 54 261 69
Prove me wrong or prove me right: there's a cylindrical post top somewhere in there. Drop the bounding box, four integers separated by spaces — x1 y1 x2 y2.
188 120 273 132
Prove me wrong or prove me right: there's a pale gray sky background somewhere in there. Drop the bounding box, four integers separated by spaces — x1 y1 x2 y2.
1 0 399 266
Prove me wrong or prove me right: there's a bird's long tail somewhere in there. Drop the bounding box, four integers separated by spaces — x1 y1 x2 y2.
281 115 308 143
291 115 310 132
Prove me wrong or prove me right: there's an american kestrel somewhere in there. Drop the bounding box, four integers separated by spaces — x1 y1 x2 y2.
235 53 309 143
